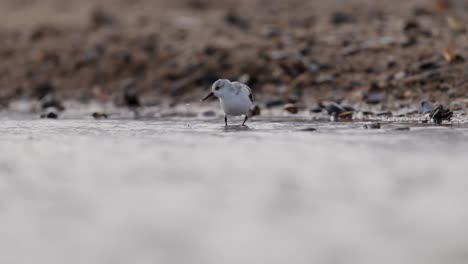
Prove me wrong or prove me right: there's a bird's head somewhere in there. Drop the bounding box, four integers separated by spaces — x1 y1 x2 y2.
201 79 231 101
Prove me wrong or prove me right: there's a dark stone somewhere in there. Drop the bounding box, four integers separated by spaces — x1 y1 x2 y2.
124 89 141 108
418 61 439 71
450 54 465 64
387 60 397 69
90 8 115 29
33 82 55 100
403 20 420 32
324 102 346 115
92 112 109 119
41 112 58 119
284 103 299 114
298 128 317 132
250 105 261 116
204 46 219 56
364 123 381 129
429 105 453 124
394 127 411 131
224 11 250 30
330 11 354 25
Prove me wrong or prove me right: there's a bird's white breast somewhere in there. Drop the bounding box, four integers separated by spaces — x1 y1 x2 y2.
220 87 252 116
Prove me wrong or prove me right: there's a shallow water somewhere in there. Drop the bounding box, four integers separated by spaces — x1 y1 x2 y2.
1 117 468 264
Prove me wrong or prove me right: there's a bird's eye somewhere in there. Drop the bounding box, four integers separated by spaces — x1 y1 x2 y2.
215 86 220 91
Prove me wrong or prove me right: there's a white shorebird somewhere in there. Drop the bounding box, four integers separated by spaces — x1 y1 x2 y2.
201 79 253 126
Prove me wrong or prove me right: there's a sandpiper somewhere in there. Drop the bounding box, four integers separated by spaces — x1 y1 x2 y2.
201 79 253 126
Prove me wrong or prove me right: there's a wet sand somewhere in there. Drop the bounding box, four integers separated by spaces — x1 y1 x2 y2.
1 118 468 264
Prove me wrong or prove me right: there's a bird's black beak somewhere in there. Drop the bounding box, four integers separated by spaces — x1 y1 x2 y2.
201 92 214 102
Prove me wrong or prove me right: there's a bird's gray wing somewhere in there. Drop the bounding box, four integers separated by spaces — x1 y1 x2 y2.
232 81 253 102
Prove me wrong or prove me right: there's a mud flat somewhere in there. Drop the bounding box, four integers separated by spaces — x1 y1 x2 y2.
0 118 468 264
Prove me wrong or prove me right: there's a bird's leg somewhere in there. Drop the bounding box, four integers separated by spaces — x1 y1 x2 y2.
242 115 248 126
225 115 228 127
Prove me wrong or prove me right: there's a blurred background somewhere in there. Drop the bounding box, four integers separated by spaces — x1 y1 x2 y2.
0 0 467 111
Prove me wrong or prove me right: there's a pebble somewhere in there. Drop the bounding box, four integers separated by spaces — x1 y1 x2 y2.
298 128 317 132
394 127 410 131
283 103 299 114
418 61 439 71
250 105 261 117
330 11 354 25
92 112 109 119
429 105 453 124
90 8 115 29
124 88 141 108
40 112 58 119
364 122 381 129
224 11 249 30
324 102 346 115
403 20 420 32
